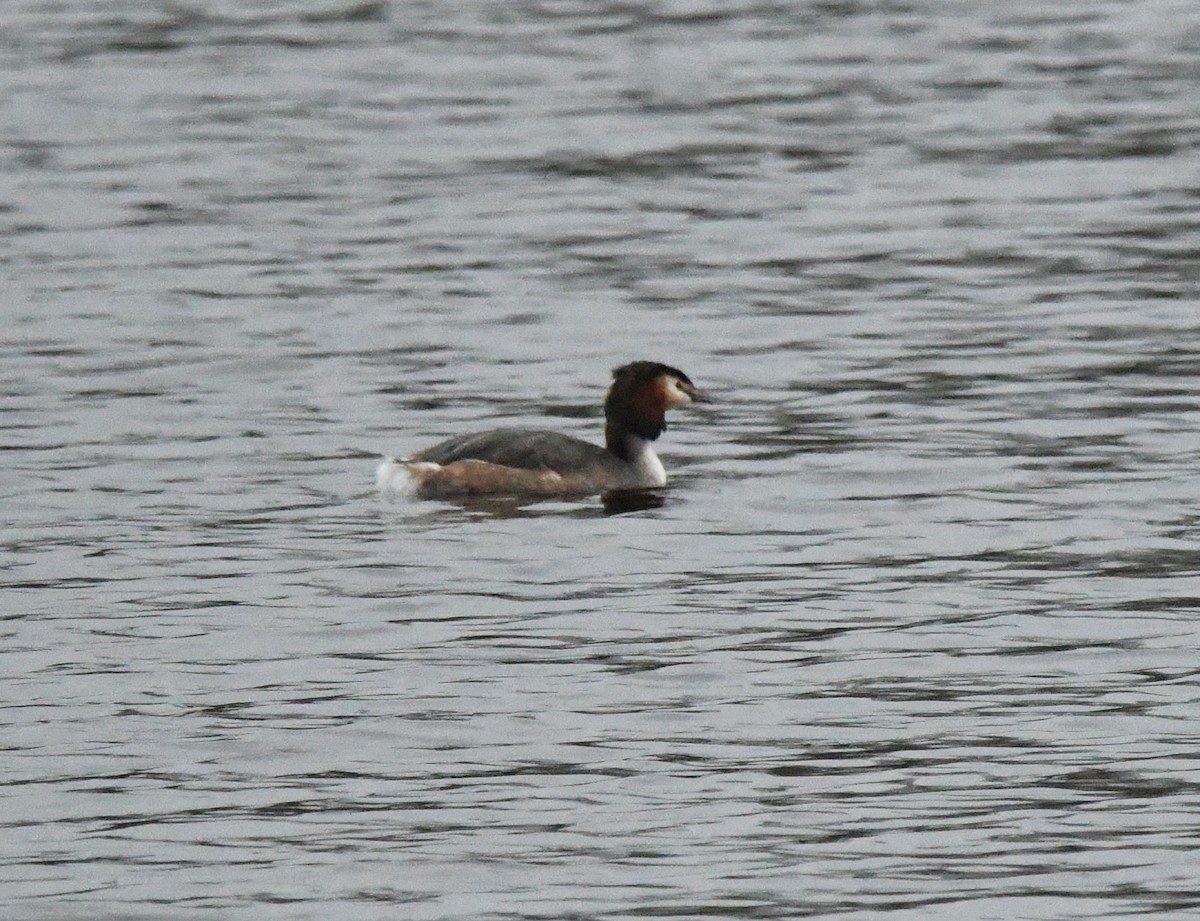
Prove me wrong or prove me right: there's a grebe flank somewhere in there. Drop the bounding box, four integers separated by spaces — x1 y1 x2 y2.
376 361 703 497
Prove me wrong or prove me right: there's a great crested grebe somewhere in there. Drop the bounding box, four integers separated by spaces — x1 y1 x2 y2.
376 361 703 497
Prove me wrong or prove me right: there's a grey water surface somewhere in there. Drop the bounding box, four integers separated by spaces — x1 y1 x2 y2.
4 1 1200 919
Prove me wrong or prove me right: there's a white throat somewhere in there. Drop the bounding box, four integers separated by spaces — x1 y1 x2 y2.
624 436 667 487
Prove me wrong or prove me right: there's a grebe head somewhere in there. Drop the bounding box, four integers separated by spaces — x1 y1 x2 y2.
605 361 701 442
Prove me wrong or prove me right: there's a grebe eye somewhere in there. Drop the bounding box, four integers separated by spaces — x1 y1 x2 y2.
666 377 693 403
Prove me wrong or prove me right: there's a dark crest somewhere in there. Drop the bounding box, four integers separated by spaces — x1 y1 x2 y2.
611 361 694 389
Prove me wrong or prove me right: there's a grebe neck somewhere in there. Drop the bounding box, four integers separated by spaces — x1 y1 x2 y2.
605 428 667 487
604 385 666 457
605 422 637 462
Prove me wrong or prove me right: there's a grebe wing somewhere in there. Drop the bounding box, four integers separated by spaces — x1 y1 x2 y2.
410 428 616 472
